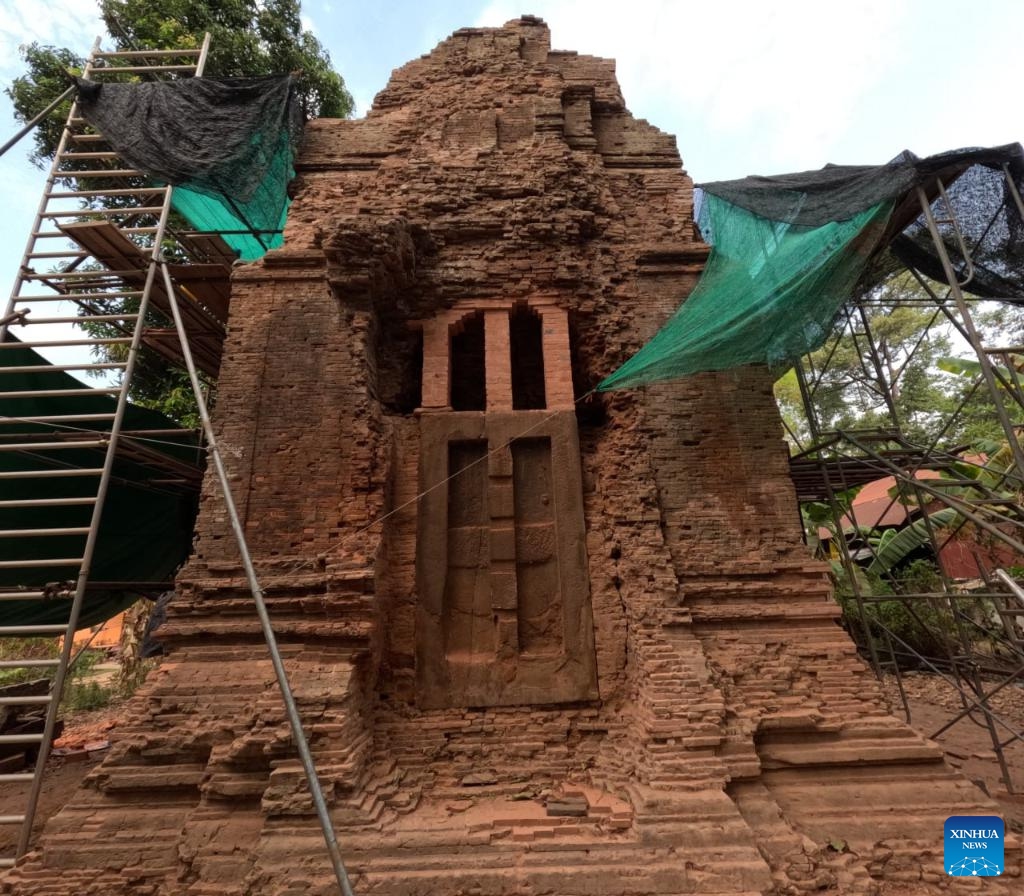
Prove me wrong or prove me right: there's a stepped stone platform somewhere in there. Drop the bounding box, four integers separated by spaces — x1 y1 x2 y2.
3 17 1017 896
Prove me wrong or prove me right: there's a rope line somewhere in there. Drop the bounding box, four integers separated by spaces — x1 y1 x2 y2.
0 413 205 452
272 388 600 580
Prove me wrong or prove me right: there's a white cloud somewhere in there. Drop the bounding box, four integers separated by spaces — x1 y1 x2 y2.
352 91 373 118
0 2 112 376
472 0 913 175
0 0 105 82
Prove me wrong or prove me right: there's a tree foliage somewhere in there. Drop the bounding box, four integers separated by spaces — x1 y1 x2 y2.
774 273 1008 449
98 0 351 118
6 0 352 166
4 1 352 424
5 44 86 167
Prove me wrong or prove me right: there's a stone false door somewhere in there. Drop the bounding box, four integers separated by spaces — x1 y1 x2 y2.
415 301 599 709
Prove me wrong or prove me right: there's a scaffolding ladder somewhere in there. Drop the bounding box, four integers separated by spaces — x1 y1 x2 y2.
0 36 210 865
0 38 355 893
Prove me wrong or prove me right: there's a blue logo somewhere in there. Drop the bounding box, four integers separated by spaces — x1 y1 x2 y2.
945 815 1003 876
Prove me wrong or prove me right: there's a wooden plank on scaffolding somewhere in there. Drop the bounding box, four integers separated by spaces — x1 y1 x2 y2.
177 231 240 267
57 221 229 375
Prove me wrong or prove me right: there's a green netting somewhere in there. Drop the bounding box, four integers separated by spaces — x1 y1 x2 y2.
599 144 1024 391
0 338 201 629
598 194 893 391
172 182 290 262
168 119 295 260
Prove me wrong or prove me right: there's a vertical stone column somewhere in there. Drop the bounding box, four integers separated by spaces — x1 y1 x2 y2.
420 318 450 408
488 442 519 659
541 307 574 409
484 309 513 410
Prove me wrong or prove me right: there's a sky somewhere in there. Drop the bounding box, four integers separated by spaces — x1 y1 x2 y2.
0 0 1021 370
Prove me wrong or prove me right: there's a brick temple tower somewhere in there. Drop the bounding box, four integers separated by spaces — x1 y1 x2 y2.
6 17 1015 896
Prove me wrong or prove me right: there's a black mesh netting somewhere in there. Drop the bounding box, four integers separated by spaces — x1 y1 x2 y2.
0 336 200 628
892 158 1024 300
75 75 303 259
699 144 1024 300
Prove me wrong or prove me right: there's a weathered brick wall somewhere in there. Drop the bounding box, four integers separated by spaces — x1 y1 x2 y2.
185 257 386 565
5 17 1015 896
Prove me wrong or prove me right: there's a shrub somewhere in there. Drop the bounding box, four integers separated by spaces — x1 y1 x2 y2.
62 679 113 712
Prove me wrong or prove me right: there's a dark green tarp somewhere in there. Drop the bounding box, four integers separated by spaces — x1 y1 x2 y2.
0 337 202 629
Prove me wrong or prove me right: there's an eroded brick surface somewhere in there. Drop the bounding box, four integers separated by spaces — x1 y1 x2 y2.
5 17 1017 895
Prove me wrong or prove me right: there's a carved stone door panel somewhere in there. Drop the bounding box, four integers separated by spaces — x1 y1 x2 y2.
416 411 598 708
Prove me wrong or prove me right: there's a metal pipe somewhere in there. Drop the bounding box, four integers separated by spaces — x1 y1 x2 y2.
861 591 1024 602
842 435 1024 557
877 619 1024 750
934 180 975 287
195 32 212 77
884 627 912 723
1003 163 1024 226
916 184 1024 478
218 192 270 252
995 568 1024 601
855 303 900 426
0 85 77 160
825 469 883 675
1 37 100 346
793 360 820 442
157 261 355 896
15 224 163 862
968 661 1015 793
15 37 173 858
930 663 1024 740
0 311 29 328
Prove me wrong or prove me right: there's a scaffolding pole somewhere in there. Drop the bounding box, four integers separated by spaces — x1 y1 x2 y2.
788 178 1024 796
157 260 355 896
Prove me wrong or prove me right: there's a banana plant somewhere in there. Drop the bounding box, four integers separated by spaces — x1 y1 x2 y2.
865 507 959 576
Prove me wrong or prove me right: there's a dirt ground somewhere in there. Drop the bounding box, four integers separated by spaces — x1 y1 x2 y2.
0 671 1022 873
879 671 1024 834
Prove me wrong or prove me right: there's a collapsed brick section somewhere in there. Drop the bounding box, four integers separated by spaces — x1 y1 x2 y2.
5 17 1017 896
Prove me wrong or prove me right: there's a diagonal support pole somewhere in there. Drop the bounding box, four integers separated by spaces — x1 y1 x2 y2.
157 260 356 896
0 84 76 160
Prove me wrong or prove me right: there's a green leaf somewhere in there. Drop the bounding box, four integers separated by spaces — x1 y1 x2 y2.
937 355 1024 395
801 501 835 527
866 507 960 576
829 559 875 597
874 528 897 556
937 356 983 378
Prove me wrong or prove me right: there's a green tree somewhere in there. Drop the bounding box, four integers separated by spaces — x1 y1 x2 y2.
99 0 351 118
4 1 351 424
4 43 86 167
7 0 352 166
774 274 978 449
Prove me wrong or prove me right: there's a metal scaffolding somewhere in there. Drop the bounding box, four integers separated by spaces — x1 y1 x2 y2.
0 39 354 892
788 168 1024 795
0 37 213 865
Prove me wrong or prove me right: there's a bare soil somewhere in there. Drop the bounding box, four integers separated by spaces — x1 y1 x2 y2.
0 703 120 858
880 671 1024 833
